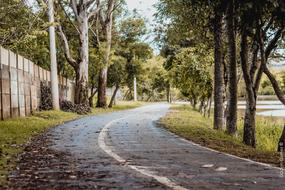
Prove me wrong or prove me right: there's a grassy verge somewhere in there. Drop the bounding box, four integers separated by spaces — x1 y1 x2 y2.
159 105 283 166
90 101 146 115
0 101 145 184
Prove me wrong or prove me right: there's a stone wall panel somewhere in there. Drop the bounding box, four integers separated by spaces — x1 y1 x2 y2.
0 46 75 120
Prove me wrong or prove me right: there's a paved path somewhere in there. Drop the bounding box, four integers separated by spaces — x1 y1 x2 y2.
7 104 285 189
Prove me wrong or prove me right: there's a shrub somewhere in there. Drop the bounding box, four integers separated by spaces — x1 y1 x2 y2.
39 82 52 110
60 100 91 115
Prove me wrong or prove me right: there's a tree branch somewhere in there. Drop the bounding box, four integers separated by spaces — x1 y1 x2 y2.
240 29 256 105
249 40 259 81
57 25 78 68
88 0 101 19
106 0 115 22
264 15 275 33
261 27 285 105
264 65 285 105
70 0 79 19
59 1 80 34
265 27 284 59
254 25 265 92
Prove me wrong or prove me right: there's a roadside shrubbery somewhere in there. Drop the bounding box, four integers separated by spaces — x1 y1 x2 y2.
60 100 91 115
39 82 91 114
39 82 52 111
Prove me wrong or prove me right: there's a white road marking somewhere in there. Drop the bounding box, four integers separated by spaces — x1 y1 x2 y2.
202 164 214 168
215 167 228 172
98 117 188 190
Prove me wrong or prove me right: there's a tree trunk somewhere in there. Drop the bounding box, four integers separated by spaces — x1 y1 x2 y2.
166 83 172 103
89 88 98 108
225 0 237 135
278 125 285 152
208 97 212 118
243 104 256 147
199 99 204 113
108 84 119 108
213 10 224 130
203 98 209 117
74 11 89 105
123 89 130 100
97 68 108 107
240 29 256 147
191 97 197 109
89 96 94 108
96 0 115 108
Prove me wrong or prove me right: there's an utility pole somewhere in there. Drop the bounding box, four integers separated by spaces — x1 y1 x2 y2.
48 0 60 110
133 53 137 102
133 76 137 102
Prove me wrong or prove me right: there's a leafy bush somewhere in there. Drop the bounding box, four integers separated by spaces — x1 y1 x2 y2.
39 82 52 110
259 86 275 95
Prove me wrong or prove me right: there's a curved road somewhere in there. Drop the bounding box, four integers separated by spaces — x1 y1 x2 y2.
8 104 285 189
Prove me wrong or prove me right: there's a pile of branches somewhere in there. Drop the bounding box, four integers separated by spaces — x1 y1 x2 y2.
39 82 52 110
60 100 91 115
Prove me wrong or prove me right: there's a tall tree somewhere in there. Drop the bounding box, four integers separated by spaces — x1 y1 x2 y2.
239 0 285 146
57 0 100 104
225 0 237 135
107 56 126 107
116 16 151 100
155 0 227 129
166 47 213 111
213 1 226 130
96 0 116 108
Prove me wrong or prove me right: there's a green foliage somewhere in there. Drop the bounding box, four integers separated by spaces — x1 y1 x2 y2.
107 56 127 87
114 15 153 99
89 48 103 90
154 0 213 48
119 17 147 44
168 48 213 102
39 82 52 110
0 0 51 69
139 56 169 101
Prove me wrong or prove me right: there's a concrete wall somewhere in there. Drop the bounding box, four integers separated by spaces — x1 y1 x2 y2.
0 46 75 120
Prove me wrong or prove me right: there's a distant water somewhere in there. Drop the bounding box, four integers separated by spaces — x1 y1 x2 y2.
238 100 285 117
174 100 285 117
256 109 285 117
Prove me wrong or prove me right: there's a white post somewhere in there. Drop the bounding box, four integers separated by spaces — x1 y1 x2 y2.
48 0 60 110
134 76 137 101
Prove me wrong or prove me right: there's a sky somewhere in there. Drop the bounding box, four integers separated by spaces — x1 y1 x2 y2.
125 0 158 24
125 0 158 51
27 0 158 26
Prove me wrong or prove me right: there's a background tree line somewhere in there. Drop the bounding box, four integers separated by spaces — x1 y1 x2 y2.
0 0 169 110
155 0 285 148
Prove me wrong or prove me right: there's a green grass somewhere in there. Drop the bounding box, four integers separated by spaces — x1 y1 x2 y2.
90 101 146 115
236 111 284 152
0 111 79 184
160 105 282 166
0 101 144 185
